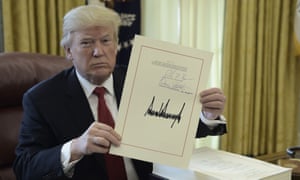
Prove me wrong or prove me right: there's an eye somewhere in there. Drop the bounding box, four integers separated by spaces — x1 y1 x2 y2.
101 37 113 45
80 40 94 47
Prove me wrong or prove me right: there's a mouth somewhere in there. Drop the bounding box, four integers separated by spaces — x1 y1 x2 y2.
91 62 107 68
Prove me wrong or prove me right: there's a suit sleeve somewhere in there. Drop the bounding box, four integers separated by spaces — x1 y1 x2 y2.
13 91 67 180
195 119 227 138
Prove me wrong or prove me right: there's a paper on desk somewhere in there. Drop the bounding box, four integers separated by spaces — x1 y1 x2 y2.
110 35 213 168
188 147 292 180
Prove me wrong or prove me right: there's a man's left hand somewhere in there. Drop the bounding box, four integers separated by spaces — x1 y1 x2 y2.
200 88 226 120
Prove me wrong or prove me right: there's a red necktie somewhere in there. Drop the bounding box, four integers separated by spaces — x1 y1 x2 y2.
93 87 127 180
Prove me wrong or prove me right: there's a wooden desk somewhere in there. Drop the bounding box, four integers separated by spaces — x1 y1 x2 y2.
256 151 300 180
278 158 300 180
255 151 288 163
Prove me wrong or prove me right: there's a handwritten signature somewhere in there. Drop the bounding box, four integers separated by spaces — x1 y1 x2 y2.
144 96 185 128
159 69 193 94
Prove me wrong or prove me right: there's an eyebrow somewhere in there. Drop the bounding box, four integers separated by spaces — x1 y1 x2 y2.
101 34 112 39
80 34 112 40
80 37 94 41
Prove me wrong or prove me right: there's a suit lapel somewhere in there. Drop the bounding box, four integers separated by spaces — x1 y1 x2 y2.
113 66 127 107
65 68 95 135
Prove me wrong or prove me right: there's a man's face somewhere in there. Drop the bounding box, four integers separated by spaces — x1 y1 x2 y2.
65 26 117 85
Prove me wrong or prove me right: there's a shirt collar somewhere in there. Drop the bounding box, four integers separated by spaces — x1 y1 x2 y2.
75 70 114 98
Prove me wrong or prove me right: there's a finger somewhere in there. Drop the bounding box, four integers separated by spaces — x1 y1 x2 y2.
92 136 110 148
87 136 111 154
200 93 226 104
71 135 109 156
92 123 122 146
200 88 223 97
89 138 110 154
202 101 224 109
94 122 122 140
96 131 121 146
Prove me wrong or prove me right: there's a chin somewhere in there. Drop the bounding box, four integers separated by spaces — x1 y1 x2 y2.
85 69 110 84
94 74 111 84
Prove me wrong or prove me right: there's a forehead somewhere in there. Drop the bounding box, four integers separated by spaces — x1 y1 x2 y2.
73 26 114 38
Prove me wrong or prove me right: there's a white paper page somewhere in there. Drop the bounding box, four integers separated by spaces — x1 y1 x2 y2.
110 35 213 168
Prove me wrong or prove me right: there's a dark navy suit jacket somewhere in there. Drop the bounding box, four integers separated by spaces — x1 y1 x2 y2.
13 66 226 180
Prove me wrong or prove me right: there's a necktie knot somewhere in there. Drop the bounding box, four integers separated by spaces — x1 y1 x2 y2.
93 87 105 98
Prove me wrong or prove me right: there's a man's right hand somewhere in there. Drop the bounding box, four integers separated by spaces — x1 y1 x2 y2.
70 122 122 161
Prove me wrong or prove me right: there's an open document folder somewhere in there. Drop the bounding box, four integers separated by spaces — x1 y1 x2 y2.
154 147 292 180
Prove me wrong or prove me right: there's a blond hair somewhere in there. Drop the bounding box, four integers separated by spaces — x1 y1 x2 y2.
60 5 121 47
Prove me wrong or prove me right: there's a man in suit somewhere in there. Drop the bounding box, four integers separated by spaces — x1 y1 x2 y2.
13 5 227 180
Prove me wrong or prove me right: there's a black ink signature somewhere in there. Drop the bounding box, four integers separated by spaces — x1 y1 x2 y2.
144 96 185 128
159 70 193 94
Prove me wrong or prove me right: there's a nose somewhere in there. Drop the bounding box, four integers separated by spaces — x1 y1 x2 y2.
92 41 104 57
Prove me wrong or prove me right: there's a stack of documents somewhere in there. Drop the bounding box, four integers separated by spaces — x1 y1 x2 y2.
154 147 292 180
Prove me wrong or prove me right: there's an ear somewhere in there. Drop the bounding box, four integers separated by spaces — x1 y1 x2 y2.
64 46 73 60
